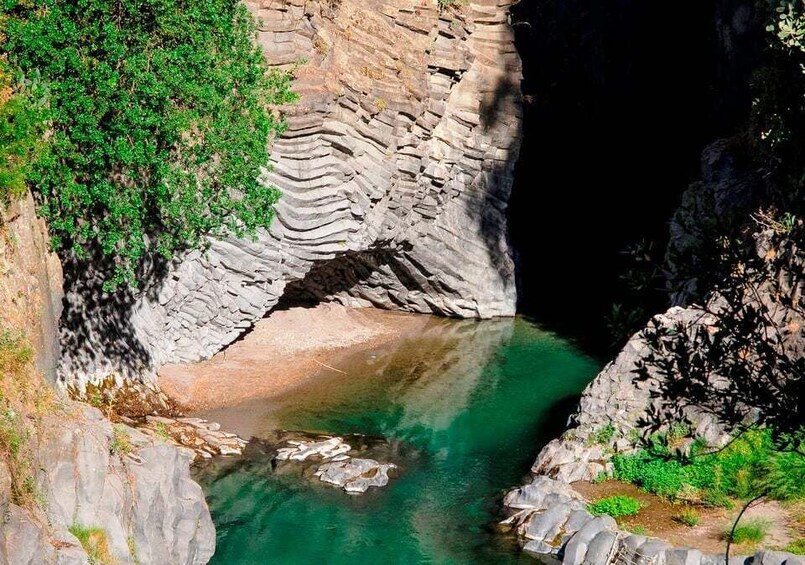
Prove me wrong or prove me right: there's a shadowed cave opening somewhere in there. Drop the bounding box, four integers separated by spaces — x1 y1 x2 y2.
276 249 428 312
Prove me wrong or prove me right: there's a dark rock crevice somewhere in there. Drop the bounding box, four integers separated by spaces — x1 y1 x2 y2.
508 0 764 351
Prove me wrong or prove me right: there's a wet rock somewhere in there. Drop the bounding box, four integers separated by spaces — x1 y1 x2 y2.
276 437 351 462
315 458 397 494
272 433 398 494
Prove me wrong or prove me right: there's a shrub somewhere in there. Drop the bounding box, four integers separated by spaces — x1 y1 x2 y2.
0 61 47 201
588 423 617 446
68 524 113 565
3 0 298 288
588 495 644 518
673 508 701 527
722 519 770 545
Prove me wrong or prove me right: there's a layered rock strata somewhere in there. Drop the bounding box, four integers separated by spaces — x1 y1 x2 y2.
59 0 523 386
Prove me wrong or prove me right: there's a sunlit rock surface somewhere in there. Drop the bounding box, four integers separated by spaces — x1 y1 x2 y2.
59 0 523 386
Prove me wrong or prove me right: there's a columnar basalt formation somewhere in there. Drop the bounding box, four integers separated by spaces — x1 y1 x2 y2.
59 0 523 385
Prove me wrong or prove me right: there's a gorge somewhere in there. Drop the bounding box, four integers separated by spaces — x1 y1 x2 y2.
0 0 803 563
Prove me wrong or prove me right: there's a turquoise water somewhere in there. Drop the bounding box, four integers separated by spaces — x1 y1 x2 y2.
193 316 600 565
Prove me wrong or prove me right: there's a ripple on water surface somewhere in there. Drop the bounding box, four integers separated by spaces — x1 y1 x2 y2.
192 316 601 565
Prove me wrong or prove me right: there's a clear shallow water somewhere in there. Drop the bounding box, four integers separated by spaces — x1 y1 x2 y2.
193 316 600 565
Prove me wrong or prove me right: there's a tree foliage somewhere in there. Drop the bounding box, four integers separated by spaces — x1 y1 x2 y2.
0 58 47 201
635 232 804 452
2 0 297 288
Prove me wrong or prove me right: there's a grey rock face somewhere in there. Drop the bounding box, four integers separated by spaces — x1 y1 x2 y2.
666 139 764 304
0 192 64 383
1 404 215 565
59 0 523 386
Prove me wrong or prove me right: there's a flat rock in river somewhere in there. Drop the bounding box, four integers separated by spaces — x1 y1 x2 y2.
315 458 397 494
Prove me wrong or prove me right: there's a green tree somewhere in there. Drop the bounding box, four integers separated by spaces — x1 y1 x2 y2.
0 59 47 201
3 0 296 289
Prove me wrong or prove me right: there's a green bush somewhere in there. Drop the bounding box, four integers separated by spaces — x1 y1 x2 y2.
588 423 616 446
722 519 770 545
3 0 297 288
588 495 644 518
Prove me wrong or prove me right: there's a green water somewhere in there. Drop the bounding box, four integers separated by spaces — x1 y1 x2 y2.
193 316 600 565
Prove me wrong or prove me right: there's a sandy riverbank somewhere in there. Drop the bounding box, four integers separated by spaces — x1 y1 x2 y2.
158 303 432 410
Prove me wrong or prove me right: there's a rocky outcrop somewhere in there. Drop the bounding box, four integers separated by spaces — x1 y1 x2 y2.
502 477 804 565
0 404 215 565
276 435 397 494
503 228 804 561
0 189 216 564
1 405 221 564
59 0 524 387
531 306 731 485
0 192 64 382
666 139 765 305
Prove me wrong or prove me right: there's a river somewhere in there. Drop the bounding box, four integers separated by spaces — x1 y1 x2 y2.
192 316 600 564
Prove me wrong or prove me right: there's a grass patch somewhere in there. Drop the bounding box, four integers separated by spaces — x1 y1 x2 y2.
588 423 617 446
588 495 644 518
154 422 171 442
722 519 770 545
68 524 113 564
673 508 701 527
110 425 132 456
626 524 650 535
784 539 805 555
612 428 805 505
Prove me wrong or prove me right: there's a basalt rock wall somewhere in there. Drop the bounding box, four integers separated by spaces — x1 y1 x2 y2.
59 0 523 385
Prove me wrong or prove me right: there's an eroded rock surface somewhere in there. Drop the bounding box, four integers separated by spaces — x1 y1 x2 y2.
0 404 215 565
276 435 397 494
60 0 523 386
503 233 803 562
